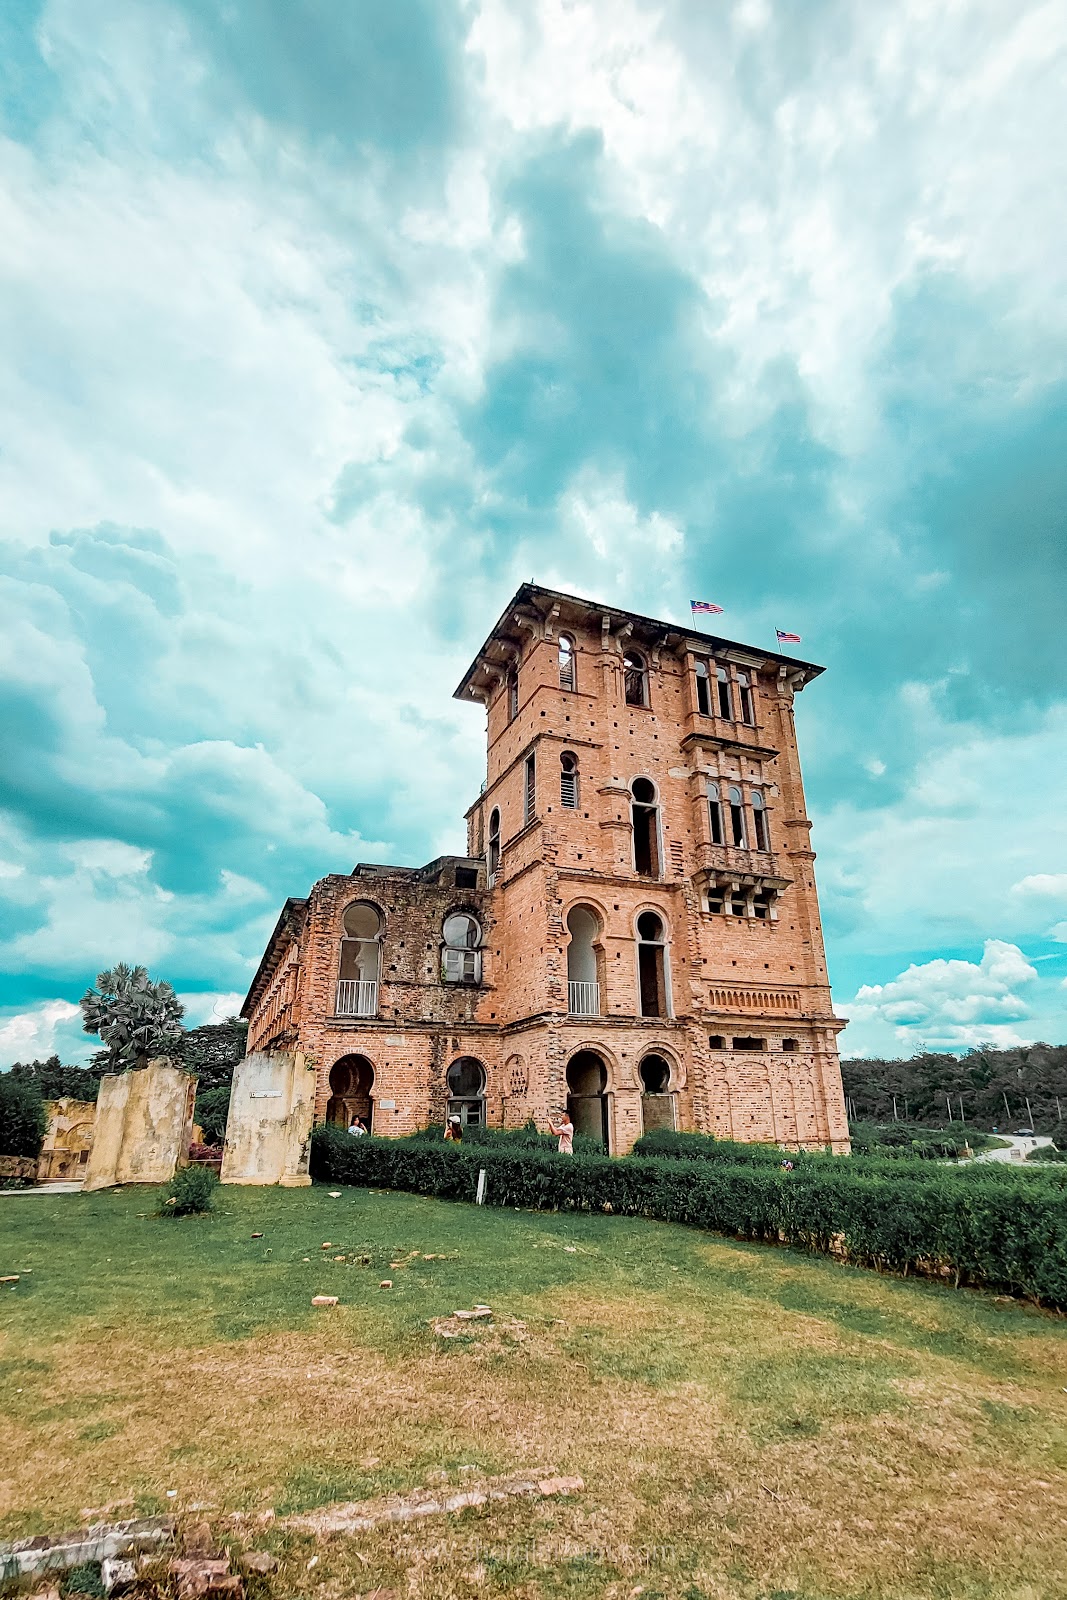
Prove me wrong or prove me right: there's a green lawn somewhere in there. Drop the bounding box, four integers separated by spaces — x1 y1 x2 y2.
3 1183 1067 1599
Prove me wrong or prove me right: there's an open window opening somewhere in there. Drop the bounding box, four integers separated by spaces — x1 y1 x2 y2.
708 1035 725 1049
442 912 482 984
507 667 519 722
487 808 500 878
631 777 660 877
639 1053 676 1132
694 657 711 716
753 888 774 920
624 650 648 707
566 1050 608 1148
737 671 755 725
523 752 536 826
337 902 382 1017
447 1057 486 1126
733 1036 765 1051
708 783 724 845
728 787 746 848
782 1038 799 1052
560 751 579 809
637 909 669 1017
751 789 769 851
716 666 733 719
326 1054 375 1131
566 904 600 1015
707 886 725 914
558 633 576 691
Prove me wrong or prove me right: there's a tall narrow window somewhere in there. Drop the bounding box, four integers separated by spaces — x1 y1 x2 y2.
737 671 755 725
560 751 579 808
507 668 518 722
487 807 500 877
694 658 711 716
523 753 536 826
728 785 746 848
624 650 648 707
707 782 724 846
442 912 482 983
636 910 669 1018
631 777 660 877
716 666 732 719
751 789 769 851
566 905 600 1015
447 1057 486 1125
337 902 383 1017
558 633 576 691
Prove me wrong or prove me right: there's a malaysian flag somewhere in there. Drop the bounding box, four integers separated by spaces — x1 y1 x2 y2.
776 628 802 645
690 600 724 617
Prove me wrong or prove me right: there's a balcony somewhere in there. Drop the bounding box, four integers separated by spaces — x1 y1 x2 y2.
335 979 378 1018
568 980 600 1016
696 842 788 886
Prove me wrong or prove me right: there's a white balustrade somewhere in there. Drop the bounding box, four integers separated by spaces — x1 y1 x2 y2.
568 980 600 1016
335 979 378 1017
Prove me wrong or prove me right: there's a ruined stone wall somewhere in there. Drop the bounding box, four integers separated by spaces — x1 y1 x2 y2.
82 1060 196 1191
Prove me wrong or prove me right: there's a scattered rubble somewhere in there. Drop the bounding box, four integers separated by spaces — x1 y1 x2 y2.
311 1295 338 1307
0 1516 176 1582
379 1280 392 1289
283 1470 584 1536
238 1552 277 1575
101 1556 138 1592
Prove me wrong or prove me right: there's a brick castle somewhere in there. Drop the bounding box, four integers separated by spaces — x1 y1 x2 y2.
242 583 849 1154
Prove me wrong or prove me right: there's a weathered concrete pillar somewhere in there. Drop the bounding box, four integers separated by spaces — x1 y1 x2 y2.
82 1060 196 1191
220 1050 317 1187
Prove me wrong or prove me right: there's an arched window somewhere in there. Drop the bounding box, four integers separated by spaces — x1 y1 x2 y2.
560 751 579 809
487 807 500 878
558 633 576 691
737 670 755 725
636 910 669 1018
442 912 481 984
631 777 660 877
566 1050 608 1147
446 1057 486 1125
624 650 648 707
751 789 770 851
716 665 733 719
707 781 724 846
507 667 518 722
566 904 600 1015
326 1054 375 1129
694 657 711 716
728 786 746 848
639 1054 671 1093
337 902 382 1016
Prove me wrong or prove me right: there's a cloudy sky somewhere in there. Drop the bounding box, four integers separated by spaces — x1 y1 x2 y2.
1 0 1065 1067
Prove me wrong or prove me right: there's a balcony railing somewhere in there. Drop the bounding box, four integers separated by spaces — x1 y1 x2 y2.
568 980 600 1016
335 979 378 1017
697 842 786 883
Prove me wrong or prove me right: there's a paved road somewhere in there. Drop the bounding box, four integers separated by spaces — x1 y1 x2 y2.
0 1180 84 1195
974 1135 1055 1163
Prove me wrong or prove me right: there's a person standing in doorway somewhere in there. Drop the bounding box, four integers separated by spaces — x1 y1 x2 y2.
548 1110 574 1155
348 1116 367 1137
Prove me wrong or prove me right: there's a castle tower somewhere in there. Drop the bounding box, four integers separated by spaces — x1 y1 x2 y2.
242 583 848 1155
454 584 848 1153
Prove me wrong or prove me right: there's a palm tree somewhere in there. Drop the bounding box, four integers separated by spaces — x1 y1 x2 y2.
80 964 185 1070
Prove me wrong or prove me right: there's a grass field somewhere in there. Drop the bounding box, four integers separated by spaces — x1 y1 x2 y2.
3 1183 1067 1600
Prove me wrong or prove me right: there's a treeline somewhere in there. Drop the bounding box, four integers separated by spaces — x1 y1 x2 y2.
841 1044 1067 1133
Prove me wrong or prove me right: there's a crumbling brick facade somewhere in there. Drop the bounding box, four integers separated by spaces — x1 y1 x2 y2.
243 584 849 1153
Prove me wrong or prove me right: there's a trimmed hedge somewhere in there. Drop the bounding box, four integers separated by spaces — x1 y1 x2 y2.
311 1124 1067 1308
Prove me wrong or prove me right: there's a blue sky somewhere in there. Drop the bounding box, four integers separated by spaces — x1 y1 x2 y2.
1 0 1065 1066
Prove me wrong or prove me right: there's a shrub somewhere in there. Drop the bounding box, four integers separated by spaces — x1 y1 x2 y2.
403 1118 602 1156
310 1123 1067 1309
0 1074 48 1158
1028 1144 1067 1163
63 1564 105 1597
160 1163 218 1216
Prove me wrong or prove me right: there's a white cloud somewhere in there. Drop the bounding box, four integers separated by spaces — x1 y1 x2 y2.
842 939 1039 1052
177 991 246 1027
0 1000 82 1065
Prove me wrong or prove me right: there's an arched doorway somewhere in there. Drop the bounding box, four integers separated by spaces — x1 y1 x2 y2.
639 1053 676 1134
566 1050 609 1150
326 1055 375 1131
446 1057 486 1126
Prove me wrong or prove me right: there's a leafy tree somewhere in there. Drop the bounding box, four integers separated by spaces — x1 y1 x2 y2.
194 1085 232 1146
842 1044 1067 1135
0 1074 48 1158
7 1056 101 1102
177 1017 248 1093
80 964 184 1070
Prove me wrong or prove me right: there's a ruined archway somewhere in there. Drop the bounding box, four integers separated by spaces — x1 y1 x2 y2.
566 1049 609 1150
638 1052 677 1135
326 1054 375 1131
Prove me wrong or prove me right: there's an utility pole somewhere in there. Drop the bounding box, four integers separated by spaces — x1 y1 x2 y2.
1057 1097 1062 1122
1025 1096 1034 1129
959 1095 965 1124
1003 1091 1012 1122
892 1094 898 1122
946 1093 953 1123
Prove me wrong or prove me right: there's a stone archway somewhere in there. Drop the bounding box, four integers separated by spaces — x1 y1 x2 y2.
326 1054 375 1131
566 1049 609 1150
638 1053 677 1134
